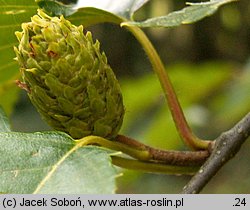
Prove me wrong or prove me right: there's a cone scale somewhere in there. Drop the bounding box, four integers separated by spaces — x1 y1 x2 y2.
14 10 124 139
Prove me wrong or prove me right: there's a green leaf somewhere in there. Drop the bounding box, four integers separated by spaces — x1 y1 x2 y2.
35 0 124 27
0 131 117 194
124 0 237 28
68 7 123 27
36 0 75 16
0 0 37 115
37 0 149 20
73 0 150 20
0 106 11 132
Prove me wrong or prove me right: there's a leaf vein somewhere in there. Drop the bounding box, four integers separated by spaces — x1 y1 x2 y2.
33 142 81 194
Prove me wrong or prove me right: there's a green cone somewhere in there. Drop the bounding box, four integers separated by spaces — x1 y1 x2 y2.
14 9 124 139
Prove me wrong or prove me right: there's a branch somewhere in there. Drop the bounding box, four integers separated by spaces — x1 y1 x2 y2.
78 135 208 174
181 112 250 194
78 135 209 167
116 135 209 166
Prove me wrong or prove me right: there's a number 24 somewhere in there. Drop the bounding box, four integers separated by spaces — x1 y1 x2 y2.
234 198 246 207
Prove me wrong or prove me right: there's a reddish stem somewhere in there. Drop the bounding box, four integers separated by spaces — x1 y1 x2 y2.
122 24 211 150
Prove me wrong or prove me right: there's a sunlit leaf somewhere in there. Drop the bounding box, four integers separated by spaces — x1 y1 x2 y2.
0 0 37 114
73 0 150 20
124 0 237 28
36 0 149 19
36 0 75 16
68 7 123 27
36 0 150 25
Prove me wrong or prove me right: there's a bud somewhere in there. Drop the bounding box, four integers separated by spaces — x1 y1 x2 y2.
14 9 124 139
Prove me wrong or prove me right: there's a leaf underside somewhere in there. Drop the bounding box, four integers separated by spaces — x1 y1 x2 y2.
124 0 237 28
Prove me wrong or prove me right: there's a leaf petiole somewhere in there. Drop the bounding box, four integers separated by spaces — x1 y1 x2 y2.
76 135 209 175
121 23 211 150
112 156 199 175
75 135 151 161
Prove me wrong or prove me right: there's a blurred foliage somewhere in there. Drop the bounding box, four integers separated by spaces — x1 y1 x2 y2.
0 0 37 115
121 62 234 149
0 0 249 193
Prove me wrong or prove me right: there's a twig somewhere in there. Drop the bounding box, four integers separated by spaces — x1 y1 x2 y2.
181 112 250 193
77 135 208 174
116 135 209 166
